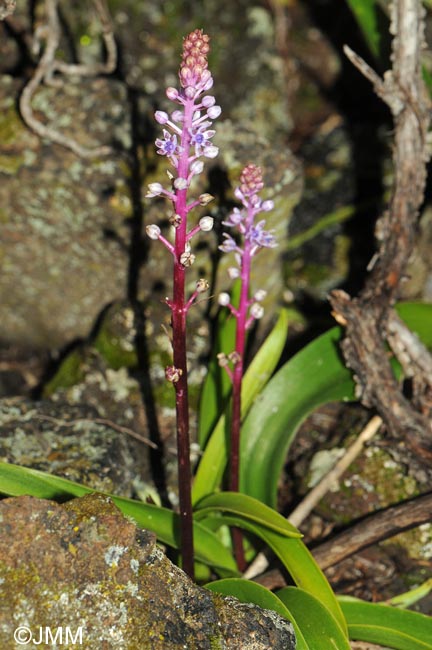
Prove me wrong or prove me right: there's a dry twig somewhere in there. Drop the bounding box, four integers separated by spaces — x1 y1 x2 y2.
19 0 117 158
244 416 383 580
330 0 432 450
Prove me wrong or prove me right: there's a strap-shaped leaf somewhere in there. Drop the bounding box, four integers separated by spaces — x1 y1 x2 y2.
339 596 432 649
197 512 346 634
193 308 288 504
277 587 350 649
194 491 301 537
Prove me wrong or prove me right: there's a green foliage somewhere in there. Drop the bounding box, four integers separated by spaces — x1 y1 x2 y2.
345 0 386 60
192 308 289 504
239 302 432 508
339 596 432 649
195 499 346 633
194 491 302 538
277 587 350 649
1 302 431 645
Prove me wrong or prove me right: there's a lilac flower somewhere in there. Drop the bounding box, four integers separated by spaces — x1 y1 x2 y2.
246 220 277 249
190 123 216 156
155 129 181 165
219 233 239 254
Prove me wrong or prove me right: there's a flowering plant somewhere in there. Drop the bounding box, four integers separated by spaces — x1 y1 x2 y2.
145 29 221 578
216 164 277 567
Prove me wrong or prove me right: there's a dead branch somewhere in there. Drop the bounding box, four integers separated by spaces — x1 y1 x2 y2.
312 491 432 570
330 0 432 453
19 0 117 158
253 491 432 588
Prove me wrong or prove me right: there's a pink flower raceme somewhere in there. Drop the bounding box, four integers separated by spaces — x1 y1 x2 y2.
218 165 277 569
146 29 220 196
219 164 276 325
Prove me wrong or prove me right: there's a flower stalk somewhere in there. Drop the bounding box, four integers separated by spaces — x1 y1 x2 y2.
218 164 276 569
146 30 220 579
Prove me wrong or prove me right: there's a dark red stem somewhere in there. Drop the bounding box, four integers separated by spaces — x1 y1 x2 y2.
170 99 195 579
230 231 252 571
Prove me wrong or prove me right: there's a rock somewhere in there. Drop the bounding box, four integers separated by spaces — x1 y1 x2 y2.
0 73 133 349
0 397 148 497
0 493 296 649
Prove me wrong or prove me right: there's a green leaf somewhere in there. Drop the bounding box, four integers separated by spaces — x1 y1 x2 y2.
194 491 302 538
240 302 432 508
386 579 432 609
0 461 238 576
198 512 347 635
277 587 350 649
345 0 386 60
193 308 289 504
206 578 293 621
240 326 355 507
339 596 432 649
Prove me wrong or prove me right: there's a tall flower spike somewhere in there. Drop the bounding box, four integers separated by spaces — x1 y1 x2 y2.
145 30 220 581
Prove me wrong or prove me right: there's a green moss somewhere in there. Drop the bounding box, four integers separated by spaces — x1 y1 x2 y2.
43 348 87 396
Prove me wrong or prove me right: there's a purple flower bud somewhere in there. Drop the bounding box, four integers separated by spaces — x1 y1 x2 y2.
166 87 179 101
203 145 219 158
207 105 221 119
174 177 188 190
171 110 184 123
262 200 274 212
250 303 264 320
190 160 204 176
254 289 267 302
203 76 214 91
145 183 164 198
199 216 214 232
155 111 169 124
228 267 240 279
184 86 196 99
146 224 161 240
218 292 231 306
201 95 216 107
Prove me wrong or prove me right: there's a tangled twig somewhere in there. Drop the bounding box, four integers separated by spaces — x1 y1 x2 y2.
19 0 117 158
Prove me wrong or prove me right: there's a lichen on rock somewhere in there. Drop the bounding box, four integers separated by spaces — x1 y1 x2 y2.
0 493 296 649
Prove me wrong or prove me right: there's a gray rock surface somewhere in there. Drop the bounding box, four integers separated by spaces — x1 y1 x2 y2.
0 493 296 649
0 397 148 497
